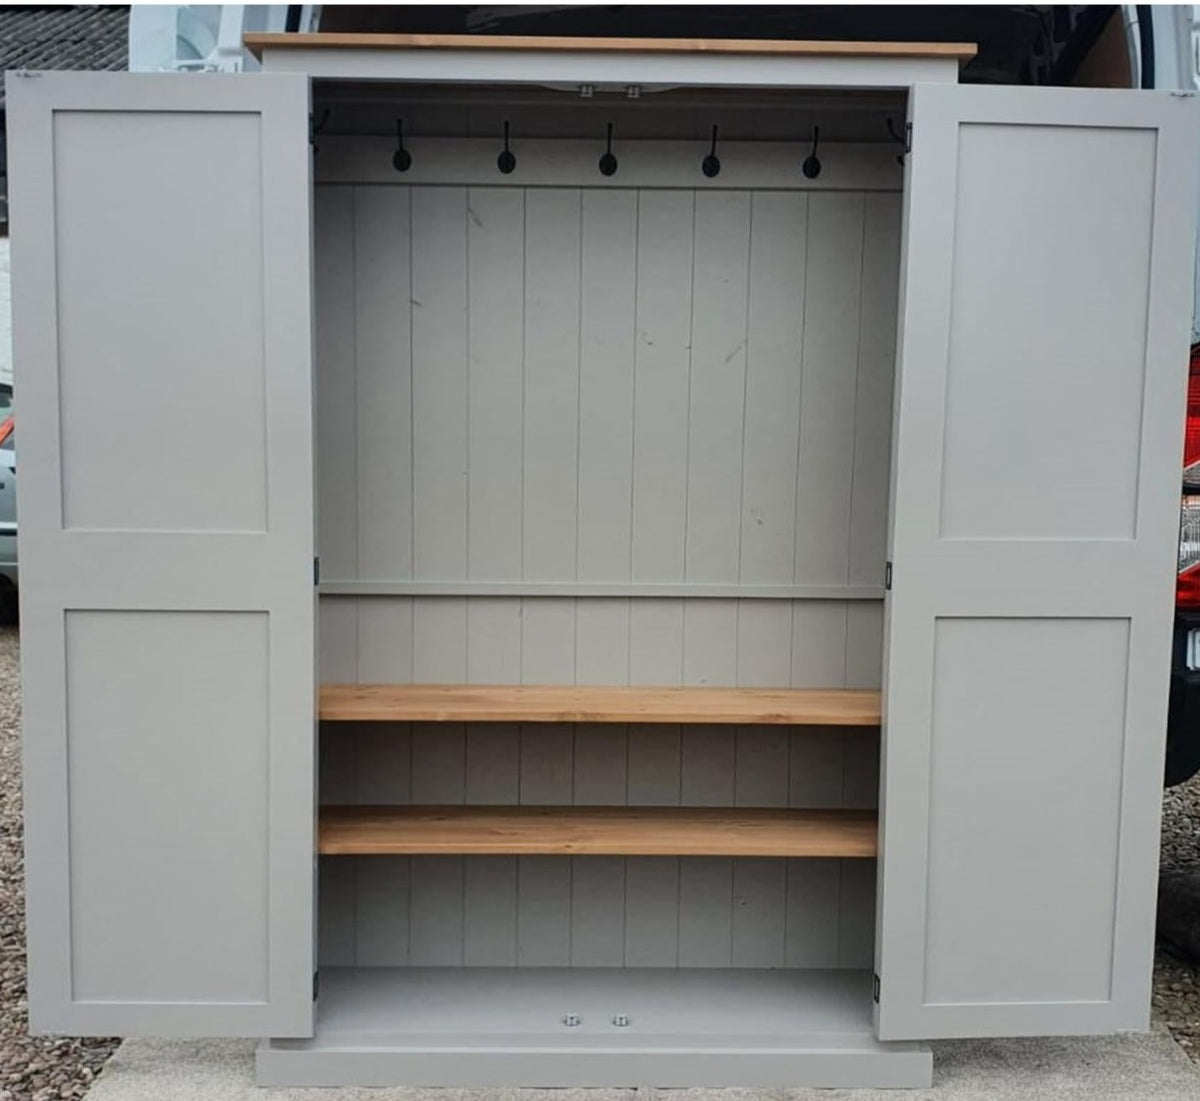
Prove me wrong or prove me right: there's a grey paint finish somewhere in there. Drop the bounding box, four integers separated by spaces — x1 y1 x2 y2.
937 124 1154 543
9 72 315 1036
875 86 1200 1040
321 580 884 599
922 618 1128 1005
66 611 270 1003
261 41 960 88
320 596 886 689
257 967 932 1088
53 111 269 533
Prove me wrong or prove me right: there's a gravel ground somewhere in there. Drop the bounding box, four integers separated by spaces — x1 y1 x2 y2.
0 623 1191 1097
1158 769 1200 1061
0 626 117 1100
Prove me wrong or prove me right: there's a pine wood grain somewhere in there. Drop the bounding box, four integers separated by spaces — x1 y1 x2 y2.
320 684 881 725
245 32 977 61
319 805 879 857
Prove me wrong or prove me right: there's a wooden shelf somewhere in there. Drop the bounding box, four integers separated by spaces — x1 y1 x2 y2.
245 32 978 61
319 805 878 858
320 684 881 726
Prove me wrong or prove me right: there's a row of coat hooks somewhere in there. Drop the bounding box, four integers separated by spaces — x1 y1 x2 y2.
387 117 910 178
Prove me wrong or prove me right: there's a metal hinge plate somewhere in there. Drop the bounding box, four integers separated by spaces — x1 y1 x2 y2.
314 556 320 586
884 562 892 591
885 118 912 164
309 107 331 150
873 973 881 1003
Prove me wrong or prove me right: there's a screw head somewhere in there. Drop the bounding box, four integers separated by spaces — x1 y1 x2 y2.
612 1014 631 1027
563 1013 582 1027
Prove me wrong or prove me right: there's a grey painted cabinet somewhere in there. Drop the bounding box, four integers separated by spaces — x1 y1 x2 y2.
7 57 1199 1088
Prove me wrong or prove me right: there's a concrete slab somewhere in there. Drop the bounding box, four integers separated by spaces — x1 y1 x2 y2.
84 1027 1200 1101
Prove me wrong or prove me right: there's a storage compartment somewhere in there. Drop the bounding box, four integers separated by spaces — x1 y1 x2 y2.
289 83 912 1085
308 695 892 1082
302 708 897 1082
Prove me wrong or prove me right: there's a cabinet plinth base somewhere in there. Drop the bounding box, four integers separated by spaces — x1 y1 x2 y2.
256 967 932 1088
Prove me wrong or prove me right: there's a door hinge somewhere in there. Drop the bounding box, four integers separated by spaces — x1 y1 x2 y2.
313 970 320 1001
873 973 881 1003
886 118 911 164
884 561 893 591
313 556 320 586
309 107 331 150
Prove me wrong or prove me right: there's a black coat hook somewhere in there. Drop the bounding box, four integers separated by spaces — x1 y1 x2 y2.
702 123 721 178
599 122 618 177
886 117 911 166
802 125 821 179
393 118 412 173
498 120 516 175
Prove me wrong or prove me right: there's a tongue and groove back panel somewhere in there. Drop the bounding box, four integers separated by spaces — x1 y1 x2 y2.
315 181 898 596
313 137 901 968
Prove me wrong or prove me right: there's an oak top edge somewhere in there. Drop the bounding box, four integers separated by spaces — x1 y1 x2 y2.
244 32 977 62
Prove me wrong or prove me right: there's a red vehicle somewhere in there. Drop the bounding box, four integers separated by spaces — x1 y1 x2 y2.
1168 346 1200 783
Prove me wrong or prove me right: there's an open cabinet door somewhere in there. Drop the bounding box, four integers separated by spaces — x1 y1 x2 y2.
8 73 315 1036
875 84 1199 1041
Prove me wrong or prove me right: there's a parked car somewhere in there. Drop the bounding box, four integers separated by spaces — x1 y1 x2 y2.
1168 345 1200 784
0 411 17 624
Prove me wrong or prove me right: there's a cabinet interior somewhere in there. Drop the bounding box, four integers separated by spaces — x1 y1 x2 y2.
311 80 903 1026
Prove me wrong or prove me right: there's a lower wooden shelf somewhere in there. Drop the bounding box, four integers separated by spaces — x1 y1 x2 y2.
318 805 878 858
